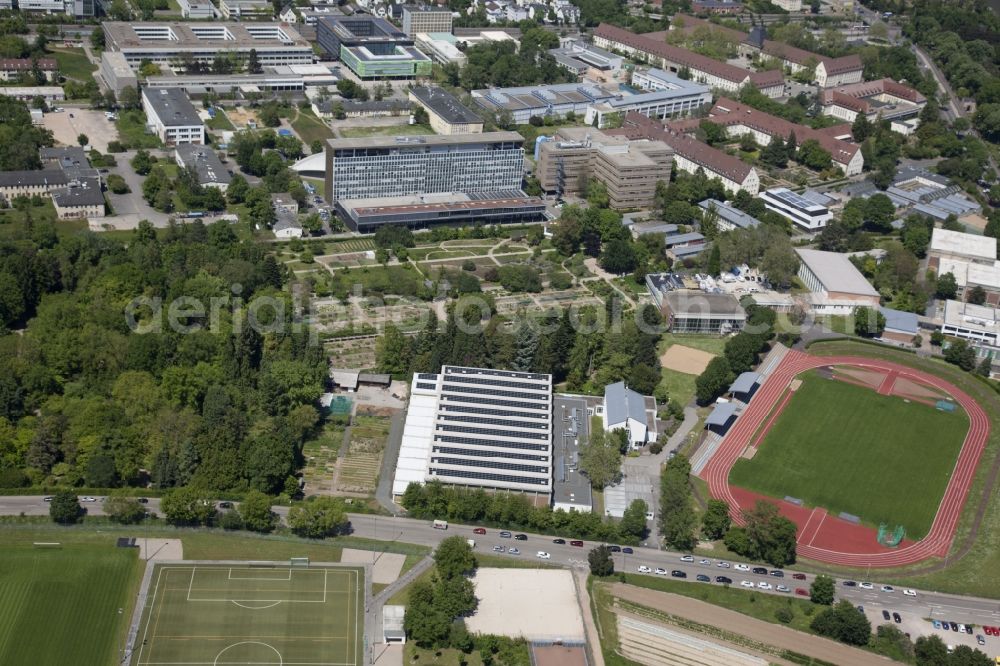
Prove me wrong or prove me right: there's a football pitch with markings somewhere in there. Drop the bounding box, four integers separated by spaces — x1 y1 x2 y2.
131 564 363 666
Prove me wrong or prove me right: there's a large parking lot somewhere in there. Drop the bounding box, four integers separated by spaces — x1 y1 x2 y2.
42 109 116 152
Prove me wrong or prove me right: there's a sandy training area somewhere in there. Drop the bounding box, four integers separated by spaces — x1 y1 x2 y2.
465 569 585 642
340 548 405 584
660 345 716 375
138 538 183 561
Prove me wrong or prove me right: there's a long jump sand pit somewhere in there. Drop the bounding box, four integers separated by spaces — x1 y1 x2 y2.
340 548 405 584
465 568 585 642
660 344 716 375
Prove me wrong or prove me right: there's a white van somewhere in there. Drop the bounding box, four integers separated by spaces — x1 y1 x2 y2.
433 519 448 530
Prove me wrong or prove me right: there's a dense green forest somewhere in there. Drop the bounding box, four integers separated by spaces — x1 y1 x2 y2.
0 220 325 494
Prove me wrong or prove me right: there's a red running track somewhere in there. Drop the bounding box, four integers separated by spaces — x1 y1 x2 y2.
699 350 991 567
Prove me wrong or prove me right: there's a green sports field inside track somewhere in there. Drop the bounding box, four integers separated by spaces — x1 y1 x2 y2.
131 564 364 666
729 370 968 538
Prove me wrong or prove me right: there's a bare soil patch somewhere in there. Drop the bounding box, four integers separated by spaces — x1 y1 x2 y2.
660 345 716 375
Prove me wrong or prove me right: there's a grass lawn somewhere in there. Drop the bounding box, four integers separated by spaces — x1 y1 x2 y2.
291 107 334 146
132 564 363 666
339 123 434 138
730 370 968 538
116 110 163 149
206 110 235 131
0 542 142 665
606 575 821 635
48 47 96 81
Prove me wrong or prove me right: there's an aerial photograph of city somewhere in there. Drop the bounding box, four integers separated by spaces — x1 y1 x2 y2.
0 0 998 663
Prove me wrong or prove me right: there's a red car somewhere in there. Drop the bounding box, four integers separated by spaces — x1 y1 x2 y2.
473 528 486 535
795 588 809 597
570 540 584 547
792 573 807 580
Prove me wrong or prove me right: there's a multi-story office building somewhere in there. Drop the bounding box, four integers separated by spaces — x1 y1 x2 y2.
392 366 553 503
177 0 214 18
324 132 524 203
142 88 205 146
102 22 313 68
536 127 672 209
585 72 711 128
401 5 453 36
218 0 272 19
761 188 832 230
99 52 137 95
316 15 430 78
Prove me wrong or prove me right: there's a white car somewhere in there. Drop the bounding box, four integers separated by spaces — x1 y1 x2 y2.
717 561 731 568
680 555 694 562
757 582 773 590
638 565 652 573
776 585 790 593
881 585 895 592
536 551 551 559
699 559 711 566
903 589 917 597
735 563 751 572
508 548 520 555
740 580 754 588
654 567 667 575
80 496 98 502
859 582 874 590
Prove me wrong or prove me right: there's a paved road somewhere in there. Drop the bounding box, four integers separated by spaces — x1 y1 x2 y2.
7 496 1000 627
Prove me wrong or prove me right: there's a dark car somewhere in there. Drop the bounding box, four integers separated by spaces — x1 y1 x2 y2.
500 531 512 538
609 545 621 552
218 501 233 509
570 540 584 547
716 576 733 584
893 613 902 624
951 622 959 632
857 606 864 614
553 538 566 545
792 573 807 580
622 547 634 554
769 570 784 578
514 534 527 541
670 570 687 578
842 581 857 587
882 610 891 621
752 567 768 575
965 625 974 635
696 574 710 582
137 498 149 504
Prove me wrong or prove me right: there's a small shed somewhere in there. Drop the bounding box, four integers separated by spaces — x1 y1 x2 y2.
705 402 739 434
382 605 406 643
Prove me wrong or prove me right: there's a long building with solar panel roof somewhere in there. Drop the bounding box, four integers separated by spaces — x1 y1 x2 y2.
392 366 554 503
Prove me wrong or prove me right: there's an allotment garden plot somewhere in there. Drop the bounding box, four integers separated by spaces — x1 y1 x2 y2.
132 564 363 666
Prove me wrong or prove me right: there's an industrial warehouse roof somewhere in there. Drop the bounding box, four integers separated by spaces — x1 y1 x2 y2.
795 248 880 297
879 307 918 335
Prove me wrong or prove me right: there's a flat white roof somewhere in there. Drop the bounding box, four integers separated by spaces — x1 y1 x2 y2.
795 248 879 297
391 376 439 496
930 228 997 262
944 299 1000 334
938 258 1000 290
